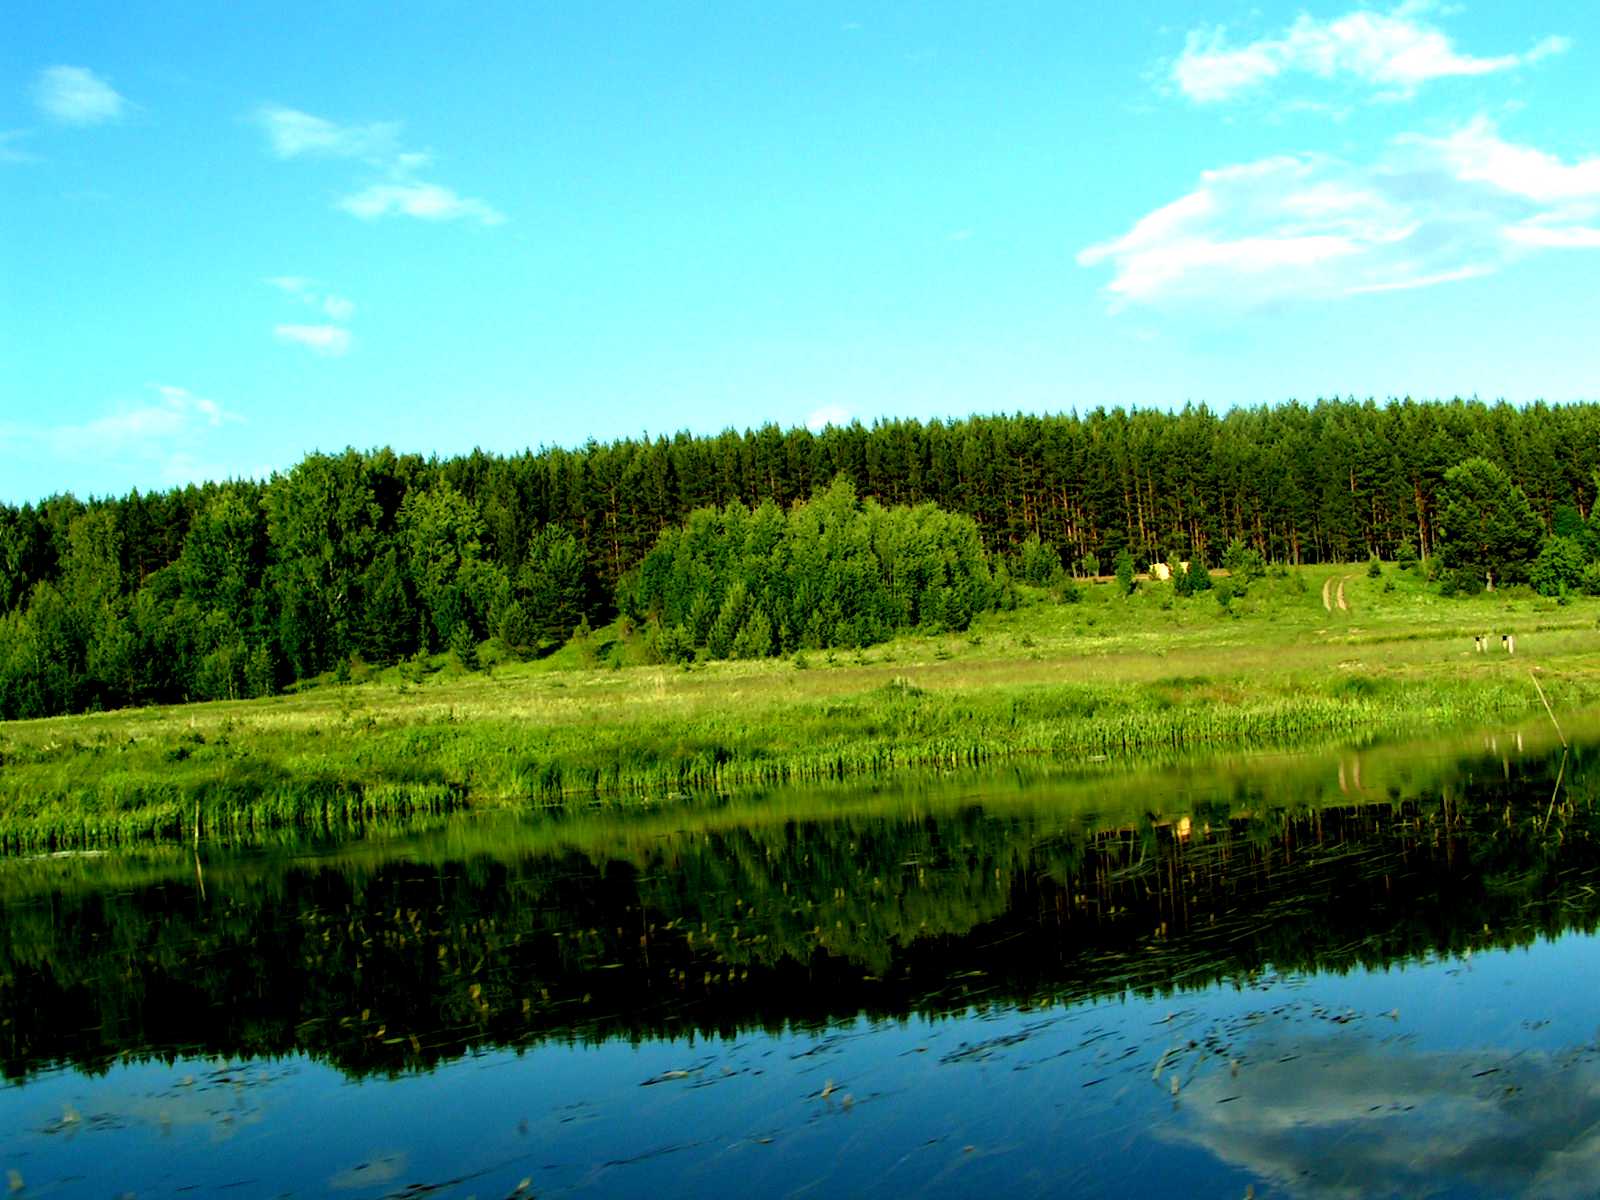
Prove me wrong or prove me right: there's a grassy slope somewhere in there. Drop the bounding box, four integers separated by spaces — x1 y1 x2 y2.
2 563 1598 847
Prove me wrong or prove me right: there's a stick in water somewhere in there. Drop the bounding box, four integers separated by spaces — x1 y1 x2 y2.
1529 669 1567 748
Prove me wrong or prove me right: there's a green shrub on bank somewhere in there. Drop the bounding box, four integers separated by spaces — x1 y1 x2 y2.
619 479 995 660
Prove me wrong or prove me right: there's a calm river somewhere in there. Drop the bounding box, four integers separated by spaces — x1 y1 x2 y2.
3 719 1598 1198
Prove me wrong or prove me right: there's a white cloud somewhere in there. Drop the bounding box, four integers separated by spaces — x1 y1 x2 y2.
255 104 505 226
0 387 249 494
266 277 357 321
274 324 352 356
76 385 231 442
253 105 399 160
337 181 505 225
1503 223 1600 249
0 386 233 453
1413 115 1600 202
33 66 127 125
1174 4 1569 103
266 275 315 294
1079 118 1600 309
806 405 852 432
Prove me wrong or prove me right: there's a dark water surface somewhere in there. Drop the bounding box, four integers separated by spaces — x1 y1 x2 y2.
3 720 1599 1198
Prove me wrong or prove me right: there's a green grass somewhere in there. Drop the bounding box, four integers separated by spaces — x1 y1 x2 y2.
4 563 1599 849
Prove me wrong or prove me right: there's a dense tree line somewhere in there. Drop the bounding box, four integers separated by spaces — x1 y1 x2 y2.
619 478 994 660
1 397 1598 718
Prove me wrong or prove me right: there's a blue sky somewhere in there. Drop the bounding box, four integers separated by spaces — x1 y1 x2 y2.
2 1 1597 503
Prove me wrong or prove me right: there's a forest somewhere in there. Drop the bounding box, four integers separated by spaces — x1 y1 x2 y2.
2 397 1599 720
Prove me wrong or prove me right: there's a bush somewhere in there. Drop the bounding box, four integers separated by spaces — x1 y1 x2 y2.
398 648 434 685
1114 549 1136 597
449 624 479 671
1439 569 1483 598
1367 557 1382 579
1529 536 1589 597
497 600 535 653
651 621 695 665
1015 534 1061 586
1176 559 1212 596
627 479 995 661
1080 552 1101 579
1395 541 1419 571
731 610 776 659
1222 538 1265 585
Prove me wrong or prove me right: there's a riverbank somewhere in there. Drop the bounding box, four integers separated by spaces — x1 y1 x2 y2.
3 564 1598 849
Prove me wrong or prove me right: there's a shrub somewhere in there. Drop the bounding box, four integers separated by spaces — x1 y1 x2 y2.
449 624 479 671
1015 534 1061 586
1114 549 1136 597
1529 536 1589 597
1177 558 1212 596
651 622 695 664
497 600 535 652
626 479 995 660
1222 538 1266 585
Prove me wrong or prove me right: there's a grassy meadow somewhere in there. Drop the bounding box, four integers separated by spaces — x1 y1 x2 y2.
3 561 1599 849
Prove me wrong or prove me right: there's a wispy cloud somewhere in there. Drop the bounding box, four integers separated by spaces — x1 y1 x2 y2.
254 104 504 227
1173 3 1569 103
267 276 357 322
0 385 243 488
1079 118 1600 309
80 385 232 440
274 324 352 357
1415 115 1600 202
252 105 400 161
337 181 505 225
33 66 128 125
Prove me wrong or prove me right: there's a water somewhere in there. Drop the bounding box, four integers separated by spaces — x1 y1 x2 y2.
2 720 1598 1197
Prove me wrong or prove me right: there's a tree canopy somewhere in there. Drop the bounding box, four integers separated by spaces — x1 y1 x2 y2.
620 478 994 658
1 397 1598 718
1436 457 1543 587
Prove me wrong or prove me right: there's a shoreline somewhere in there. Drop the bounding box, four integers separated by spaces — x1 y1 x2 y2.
4 569 1598 850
